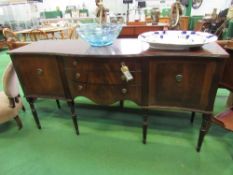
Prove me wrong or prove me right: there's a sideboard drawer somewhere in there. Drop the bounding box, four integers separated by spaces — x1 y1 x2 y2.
69 83 142 105
87 71 141 85
88 62 141 72
64 59 89 71
65 69 88 83
64 58 141 72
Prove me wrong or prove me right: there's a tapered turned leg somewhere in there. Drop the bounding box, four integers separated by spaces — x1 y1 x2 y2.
142 109 149 144
196 113 212 152
190 112 196 124
56 99 61 109
27 97 41 129
67 100 79 135
14 115 23 130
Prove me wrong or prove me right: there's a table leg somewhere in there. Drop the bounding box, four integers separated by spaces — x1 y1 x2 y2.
190 112 196 124
196 113 212 152
22 34 27 42
51 32 55 39
60 31 65 39
27 97 41 129
142 109 149 144
56 99 61 109
67 100 79 135
119 100 124 109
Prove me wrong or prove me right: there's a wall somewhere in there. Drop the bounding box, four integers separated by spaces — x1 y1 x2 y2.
41 0 175 14
41 0 233 17
191 0 232 16
0 0 232 29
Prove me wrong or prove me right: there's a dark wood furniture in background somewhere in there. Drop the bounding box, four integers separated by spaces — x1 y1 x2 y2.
0 28 7 49
9 39 228 152
119 24 167 38
213 40 233 131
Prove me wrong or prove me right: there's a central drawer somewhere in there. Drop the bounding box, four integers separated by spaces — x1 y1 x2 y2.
64 58 141 71
64 58 142 85
64 58 143 104
69 83 142 105
65 69 141 85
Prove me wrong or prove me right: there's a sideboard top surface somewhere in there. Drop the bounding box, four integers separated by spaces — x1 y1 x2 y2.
9 39 229 59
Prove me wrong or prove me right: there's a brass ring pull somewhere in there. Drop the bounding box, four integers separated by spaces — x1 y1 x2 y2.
176 74 183 83
73 61 77 66
36 68 43 76
121 88 127 94
78 85 83 91
75 73 81 79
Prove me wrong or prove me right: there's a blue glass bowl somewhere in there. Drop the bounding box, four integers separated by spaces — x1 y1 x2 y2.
76 23 122 47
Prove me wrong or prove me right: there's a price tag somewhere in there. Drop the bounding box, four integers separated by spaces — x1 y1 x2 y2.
121 63 133 82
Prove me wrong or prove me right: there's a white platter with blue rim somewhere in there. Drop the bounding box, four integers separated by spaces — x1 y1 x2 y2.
138 30 218 50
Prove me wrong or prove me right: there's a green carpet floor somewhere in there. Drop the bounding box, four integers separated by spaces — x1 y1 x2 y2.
0 49 232 175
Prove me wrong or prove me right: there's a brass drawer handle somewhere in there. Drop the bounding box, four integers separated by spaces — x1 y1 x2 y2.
73 61 77 66
75 73 81 79
176 74 183 83
36 68 43 76
78 85 83 91
121 88 127 94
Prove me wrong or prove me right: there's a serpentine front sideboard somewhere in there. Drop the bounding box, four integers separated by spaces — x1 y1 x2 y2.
9 39 229 152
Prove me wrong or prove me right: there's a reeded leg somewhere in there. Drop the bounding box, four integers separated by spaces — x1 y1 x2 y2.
14 115 23 129
196 113 212 152
27 97 41 129
56 99 61 109
190 112 196 124
142 109 149 144
67 100 79 135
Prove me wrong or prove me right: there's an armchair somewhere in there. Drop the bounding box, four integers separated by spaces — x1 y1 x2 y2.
0 63 25 129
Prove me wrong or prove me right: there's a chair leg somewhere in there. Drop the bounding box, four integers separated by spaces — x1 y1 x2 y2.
22 105 26 112
190 112 196 124
56 100 61 109
14 115 23 130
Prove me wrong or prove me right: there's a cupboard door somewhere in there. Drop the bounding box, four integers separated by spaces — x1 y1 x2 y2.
12 55 65 98
148 60 219 111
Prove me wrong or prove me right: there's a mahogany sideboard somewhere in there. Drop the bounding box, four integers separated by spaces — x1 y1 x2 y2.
9 39 229 152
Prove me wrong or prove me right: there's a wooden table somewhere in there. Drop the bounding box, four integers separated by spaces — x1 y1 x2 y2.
9 39 229 152
15 27 70 41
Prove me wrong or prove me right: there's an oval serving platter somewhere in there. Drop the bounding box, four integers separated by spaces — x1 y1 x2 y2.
138 30 218 50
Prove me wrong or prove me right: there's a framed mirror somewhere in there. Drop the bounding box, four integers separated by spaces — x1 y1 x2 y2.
192 0 203 9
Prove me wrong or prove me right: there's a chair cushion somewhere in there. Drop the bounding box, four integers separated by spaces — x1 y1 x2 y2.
2 63 19 98
0 92 22 124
